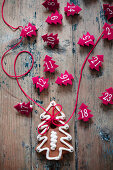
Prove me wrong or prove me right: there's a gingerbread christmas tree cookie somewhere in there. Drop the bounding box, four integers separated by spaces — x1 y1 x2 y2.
36 101 74 160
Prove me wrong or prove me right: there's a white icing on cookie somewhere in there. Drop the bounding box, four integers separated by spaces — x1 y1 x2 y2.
50 131 57 150
40 101 66 121
36 101 74 160
36 122 74 160
59 120 74 153
38 101 66 132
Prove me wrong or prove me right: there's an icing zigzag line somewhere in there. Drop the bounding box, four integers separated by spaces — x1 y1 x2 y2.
59 121 74 152
36 121 74 160
38 100 65 131
36 101 74 160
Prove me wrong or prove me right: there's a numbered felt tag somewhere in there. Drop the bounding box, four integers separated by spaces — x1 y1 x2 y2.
102 23 113 40
55 70 74 86
99 87 113 105
32 76 49 92
42 0 59 11
77 32 95 46
64 2 82 16
43 55 59 73
14 102 33 116
42 33 59 48
88 55 104 71
46 11 63 25
78 103 93 122
20 23 37 37
103 4 113 20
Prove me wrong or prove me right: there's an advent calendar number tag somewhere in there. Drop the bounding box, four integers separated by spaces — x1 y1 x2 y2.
103 93 112 102
81 109 88 118
37 78 46 87
99 87 113 105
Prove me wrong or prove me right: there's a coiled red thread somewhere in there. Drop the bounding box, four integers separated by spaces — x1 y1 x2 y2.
1 0 104 134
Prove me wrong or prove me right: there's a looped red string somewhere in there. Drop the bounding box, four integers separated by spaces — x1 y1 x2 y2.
38 104 65 135
1 31 105 136
1 0 56 117
1 37 51 114
1 37 35 78
1 0 106 136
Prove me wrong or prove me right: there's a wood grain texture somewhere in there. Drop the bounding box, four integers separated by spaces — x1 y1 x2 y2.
0 0 113 170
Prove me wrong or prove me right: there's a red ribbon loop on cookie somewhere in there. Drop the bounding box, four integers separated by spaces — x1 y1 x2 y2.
38 104 65 135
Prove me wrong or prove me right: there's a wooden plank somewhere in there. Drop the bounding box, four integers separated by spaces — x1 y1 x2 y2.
0 0 75 169
0 0 34 169
31 0 75 169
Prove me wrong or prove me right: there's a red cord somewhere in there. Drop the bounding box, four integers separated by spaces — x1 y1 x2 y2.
65 31 104 124
14 31 104 125
1 31 104 128
1 0 105 129
38 104 64 135
1 0 23 30
1 0 50 114
1 37 24 78
1 38 52 115
1 39 35 79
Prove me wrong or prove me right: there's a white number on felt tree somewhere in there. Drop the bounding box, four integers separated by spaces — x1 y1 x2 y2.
78 103 93 122
48 2 55 6
81 109 88 118
106 27 111 35
99 87 113 105
47 36 55 44
60 74 69 82
103 92 112 102
51 16 58 20
37 78 46 87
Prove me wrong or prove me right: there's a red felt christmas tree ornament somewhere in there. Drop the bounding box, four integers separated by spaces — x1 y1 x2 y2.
14 102 33 116
88 55 104 71
42 33 59 48
102 23 113 40
78 103 93 122
43 55 59 73
78 32 95 46
32 76 49 92
99 87 113 105
46 11 63 25
55 70 74 86
42 0 59 11
64 2 82 16
103 4 113 20
20 23 37 38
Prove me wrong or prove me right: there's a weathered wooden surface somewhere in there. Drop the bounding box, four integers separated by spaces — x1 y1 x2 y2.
0 0 113 169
